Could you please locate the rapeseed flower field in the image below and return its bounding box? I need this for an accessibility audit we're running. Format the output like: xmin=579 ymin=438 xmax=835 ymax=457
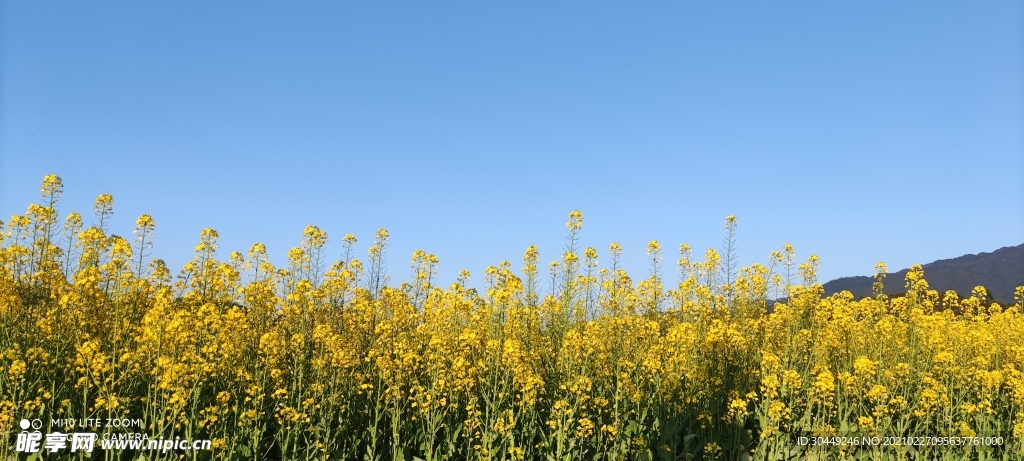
xmin=1 ymin=175 xmax=1022 ymax=460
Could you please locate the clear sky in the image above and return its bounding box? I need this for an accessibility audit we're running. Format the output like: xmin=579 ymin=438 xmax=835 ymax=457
xmin=2 ymin=2 xmax=1022 ymax=290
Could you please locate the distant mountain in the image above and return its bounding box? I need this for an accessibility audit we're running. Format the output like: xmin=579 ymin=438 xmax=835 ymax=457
xmin=822 ymin=244 xmax=1024 ymax=304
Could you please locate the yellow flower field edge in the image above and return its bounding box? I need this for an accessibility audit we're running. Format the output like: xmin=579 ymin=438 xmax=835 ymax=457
xmin=1 ymin=175 xmax=1022 ymax=460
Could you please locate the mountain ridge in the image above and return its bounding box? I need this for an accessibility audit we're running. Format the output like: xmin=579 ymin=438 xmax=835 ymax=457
xmin=821 ymin=244 xmax=1024 ymax=304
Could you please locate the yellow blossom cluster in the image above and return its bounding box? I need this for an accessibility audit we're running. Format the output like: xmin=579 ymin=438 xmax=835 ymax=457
xmin=0 ymin=176 xmax=1021 ymax=460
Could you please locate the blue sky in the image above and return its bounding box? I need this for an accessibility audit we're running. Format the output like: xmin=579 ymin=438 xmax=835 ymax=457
xmin=2 ymin=2 xmax=1022 ymax=290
